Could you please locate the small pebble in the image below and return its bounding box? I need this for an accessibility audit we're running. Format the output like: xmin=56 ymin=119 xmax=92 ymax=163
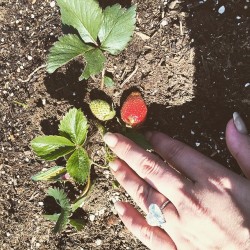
xmin=42 ymin=99 xmax=46 ymax=105
xmin=38 ymin=202 xmax=44 ymax=206
xmin=218 ymin=6 xmax=225 ymax=14
xmin=160 ymin=19 xmax=168 ymax=26
xmin=50 ymin=1 xmax=56 ymax=7
xmin=95 ymin=239 xmax=102 ymax=246
xmin=89 ymin=214 xmax=95 ymax=221
xmin=27 ymin=55 xmax=32 ymax=61
xmin=245 ymin=83 xmax=250 ymax=87
xmin=195 ymin=142 xmax=200 ymax=147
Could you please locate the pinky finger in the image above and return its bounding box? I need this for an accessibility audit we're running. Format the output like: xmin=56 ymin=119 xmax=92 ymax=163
xmin=114 ymin=201 xmax=176 ymax=250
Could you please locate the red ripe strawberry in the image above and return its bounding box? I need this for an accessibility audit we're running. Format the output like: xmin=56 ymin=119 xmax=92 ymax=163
xmin=121 ymin=92 xmax=147 ymax=127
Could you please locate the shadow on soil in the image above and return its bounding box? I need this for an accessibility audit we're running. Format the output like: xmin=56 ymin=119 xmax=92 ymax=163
xmin=145 ymin=1 xmax=250 ymax=173
xmin=44 ymin=61 xmax=89 ymax=108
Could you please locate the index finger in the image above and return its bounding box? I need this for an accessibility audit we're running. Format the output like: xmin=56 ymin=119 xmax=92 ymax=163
xmin=103 ymin=132 xmax=192 ymax=208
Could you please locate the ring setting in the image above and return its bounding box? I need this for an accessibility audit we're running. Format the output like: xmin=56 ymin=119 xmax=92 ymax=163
xmin=146 ymin=200 xmax=170 ymax=227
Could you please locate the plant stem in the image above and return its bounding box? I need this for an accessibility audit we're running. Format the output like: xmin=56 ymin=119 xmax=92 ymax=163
xmin=92 ymin=161 xmax=109 ymax=169
xmin=75 ymin=174 xmax=91 ymax=201
xmin=101 ymin=68 xmax=105 ymax=89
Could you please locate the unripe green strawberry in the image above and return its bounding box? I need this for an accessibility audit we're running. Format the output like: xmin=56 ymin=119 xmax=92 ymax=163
xmin=121 ymin=92 xmax=147 ymax=127
xmin=89 ymin=99 xmax=116 ymax=121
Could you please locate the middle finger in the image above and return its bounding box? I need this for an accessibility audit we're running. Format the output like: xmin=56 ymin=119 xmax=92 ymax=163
xmin=104 ymin=132 xmax=193 ymax=208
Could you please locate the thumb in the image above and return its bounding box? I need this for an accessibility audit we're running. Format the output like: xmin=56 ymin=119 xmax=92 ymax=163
xmin=226 ymin=112 xmax=250 ymax=178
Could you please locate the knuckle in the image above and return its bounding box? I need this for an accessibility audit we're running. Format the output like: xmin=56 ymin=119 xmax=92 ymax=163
xmin=139 ymin=224 xmax=154 ymax=243
xmin=120 ymin=143 xmax=133 ymax=158
xmin=139 ymin=156 xmax=162 ymax=179
xmin=135 ymin=183 xmax=151 ymax=208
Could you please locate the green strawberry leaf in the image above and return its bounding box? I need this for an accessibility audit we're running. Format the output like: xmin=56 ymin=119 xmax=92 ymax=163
xmin=47 ymin=34 xmax=93 ymax=73
xmin=31 ymin=166 xmax=66 ymax=181
xmin=79 ymin=48 xmax=106 ymax=80
xmin=59 ymin=108 xmax=88 ymax=145
xmin=98 ymin=4 xmax=136 ymax=55
xmin=31 ymin=136 xmax=75 ymax=161
xmin=66 ymin=148 xmax=91 ymax=184
xmin=47 ymin=188 xmax=72 ymax=233
xmin=56 ymin=0 xmax=103 ymax=45
xmin=104 ymin=76 xmax=115 ymax=88
xmin=69 ymin=218 xmax=85 ymax=231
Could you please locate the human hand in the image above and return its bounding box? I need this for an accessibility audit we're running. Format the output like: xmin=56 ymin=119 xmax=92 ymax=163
xmin=104 ymin=113 xmax=250 ymax=250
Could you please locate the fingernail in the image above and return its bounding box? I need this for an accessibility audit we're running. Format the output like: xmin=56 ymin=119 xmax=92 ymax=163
xmin=233 ymin=112 xmax=248 ymax=134
xmin=103 ymin=132 xmax=118 ymax=147
xmin=109 ymin=159 xmax=119 ymax=171
xmin=114 ymin=201 xmax=126 ymax=216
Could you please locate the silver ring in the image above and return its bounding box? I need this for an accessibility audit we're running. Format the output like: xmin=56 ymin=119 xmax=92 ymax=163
xmin=146 ymin=200 xmax=171 ymax=227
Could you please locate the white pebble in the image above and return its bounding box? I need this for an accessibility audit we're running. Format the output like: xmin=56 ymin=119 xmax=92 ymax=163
xmin=50 ymin=1 xmax=56 ymax=7
xmin=160 ymin=19 xmax=168 ymax=26
xmin=95 ymin=239 xmax=102 ymax=246
xmin=195 ymin=142 xmax=200 ymax=147
xmin=97 ymin=208 xmax=105 ymax=216
xmin=31 ymin=14 xmax=35 ymax=18
xmin=218 ymin=6 xmax=225 ymax=14
xmin=6 ymin=232 xmax=10 ymax=237
xmin=42 ymin=99 xmax=46 ymax=105
xmin=244 ymin=83 xmax=250 ymax=87
xmin=38 ymin=202 xmax=44 ymax=206
xmin=236 ymin=16 xmax=241 ymax=19
xmin=27 ymin=55 xmax=32 ymax=61
xmin=89 ymin=214 xmax=95 ymax=221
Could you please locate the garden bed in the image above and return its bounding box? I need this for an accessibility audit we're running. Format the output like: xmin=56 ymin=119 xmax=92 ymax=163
xmin=0 ymin=0 xmax=249 ymax=249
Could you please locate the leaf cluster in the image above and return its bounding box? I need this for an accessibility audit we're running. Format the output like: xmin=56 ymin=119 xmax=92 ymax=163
xmin=47 ymin=0 xmax=136 ymax=81
xmin=31 ymin=108 xmax=91 ymax=184
xmin=45 ymin=188 xmax=86 ymax=233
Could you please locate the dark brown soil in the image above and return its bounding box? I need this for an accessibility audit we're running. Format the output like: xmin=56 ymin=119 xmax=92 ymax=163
xmin=0 ymin=0 xmax=249 ymax=249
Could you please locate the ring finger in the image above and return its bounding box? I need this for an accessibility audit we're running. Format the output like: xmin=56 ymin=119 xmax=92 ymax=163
xmin=110 ymin=158 xmax=179 ymax=234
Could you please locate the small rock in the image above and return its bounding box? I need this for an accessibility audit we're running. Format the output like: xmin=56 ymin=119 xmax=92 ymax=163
xmin=6 ymin=232 xmax=10 ymax=237
xmin=89 ymin=214 xmax=95 ymax=221
xmin=95 ymin=239 xmax=102 ymax=246
xmin=218 ymin=6 xmax=225 ymax=14
xmin=195 ymin=142 xmax=200 ymax=147
xmin=160 ymin=19 xmax=168 ymax=26
xmin=245 ymin=83 xmax=250 ymax=87
xmin=50 ymin=1 xmax=56 ymax=7
xmin=38 ymin=202 xmax=44 ymax=206
xmin=42 ymin=99 xmax=46 ymax=105
xmin=27 ymin=55 xmax=32 ymax=61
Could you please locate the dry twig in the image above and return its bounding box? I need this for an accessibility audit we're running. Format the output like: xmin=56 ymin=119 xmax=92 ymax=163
xmin=120 ymin=65 xmax=139 ymax=88
xmin=18 ymin=64 xmax=46 ymax=83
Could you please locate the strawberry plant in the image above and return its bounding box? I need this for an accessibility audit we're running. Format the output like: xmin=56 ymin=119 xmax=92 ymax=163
xmin=31 ymin=95 xmax=150 ymax=233
xmin=31 ymin=108 xmax=95 ymax=232
xmin=47 ymin=0 xmax=136 ymax=86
